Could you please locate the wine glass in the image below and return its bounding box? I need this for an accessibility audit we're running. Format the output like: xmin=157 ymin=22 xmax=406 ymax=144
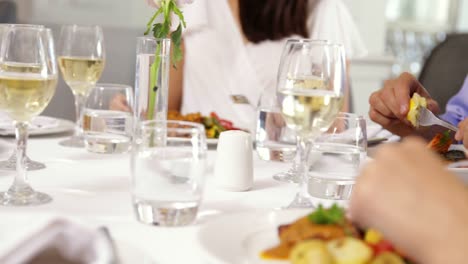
xmin=0 ymin=25 xmax=58 ymax=206
xmin=277 ymin=39 xmax=347 ymax=208
xmin=0 ymin=24 xmax=46 ymax=171
xmin=255 ymin=84 xmax=299 ymax=183
xmin=57 ymin=25 xmax=105 ymax=148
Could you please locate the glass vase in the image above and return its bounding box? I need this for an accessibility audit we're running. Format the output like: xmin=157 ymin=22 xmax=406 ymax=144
xmin=134 ymin=37 xmax=171 ymax=123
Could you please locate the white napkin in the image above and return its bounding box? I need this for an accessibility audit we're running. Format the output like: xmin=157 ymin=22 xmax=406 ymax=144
xmin=0 ymin=113 xmax=59 ymax=131
xmin=366 ymin=123 xmax=400 ymax=143
xmin=0 ymin=216 xmax=117 ymax=264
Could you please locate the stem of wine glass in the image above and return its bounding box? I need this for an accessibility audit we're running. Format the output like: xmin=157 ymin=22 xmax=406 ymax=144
xmin=73 ymin=93 xmax=86 ymax=137
xmin=288 ymin=134 xmax=315 ymax=208
xmin=11 ymin=122 xmax=31 ymax=191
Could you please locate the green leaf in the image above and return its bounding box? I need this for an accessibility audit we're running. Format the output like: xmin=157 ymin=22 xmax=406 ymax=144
xmin=308 ymin=204 xmax=345 ymax=225
xmin=145 ymin=8 xmax=163 ymax=35
xmin=172 ymin=4 xmax=187 ymax=28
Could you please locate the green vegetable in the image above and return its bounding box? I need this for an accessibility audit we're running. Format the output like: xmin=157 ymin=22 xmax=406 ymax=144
xmin=308 ymin=204 xmax=345 ymax=225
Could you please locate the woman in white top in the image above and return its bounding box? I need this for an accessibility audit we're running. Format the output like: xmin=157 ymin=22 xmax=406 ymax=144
xmin=169 ymin=0 xmax=367 ymax=131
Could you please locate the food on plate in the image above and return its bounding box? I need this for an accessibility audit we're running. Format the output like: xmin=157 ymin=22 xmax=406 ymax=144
xmin=427 ymin=130 xmax=453 ymax=154
xmin=167 ymin=111 xmax=240 ymax=138
xmin=426 ymin=131 xmax=467 ymax=162
xmin=406 ymin=93 xmax=427 ymax=127
xmin=261 ymin=204 xmax=408 ymax=264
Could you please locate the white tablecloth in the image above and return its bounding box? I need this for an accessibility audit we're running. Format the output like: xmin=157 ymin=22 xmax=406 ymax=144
xmin=0 ymin=136 xmax=298 ymax=264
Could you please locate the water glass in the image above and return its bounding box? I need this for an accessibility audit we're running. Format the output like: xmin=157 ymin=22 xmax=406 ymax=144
xmin=131 ymin=120 xmax=207 ymax=226
xmin=83 ymin=84 xmax=134 ymax=154
xmin=307 ymin=112 xmax=367 ymax=201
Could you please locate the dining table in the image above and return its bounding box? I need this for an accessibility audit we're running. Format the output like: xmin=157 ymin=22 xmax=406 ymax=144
xmin=0 ymin=131 xmax=313 ymax=264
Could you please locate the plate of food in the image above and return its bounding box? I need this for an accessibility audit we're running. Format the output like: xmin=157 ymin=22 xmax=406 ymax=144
xmin=423 ymin=130 xmax=468 ymax=183
xmin=198 ymin=205 xmax=409 ymax=264
xmin=168 ymin=111 xmax=244 ymax=145
xmin=0 ymin=115 xmax=75 ymax=137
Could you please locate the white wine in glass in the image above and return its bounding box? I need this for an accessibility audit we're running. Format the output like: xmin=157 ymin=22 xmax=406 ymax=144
xmin=0 ymin=23 xmax=48 ymax=171
xmin=58 ymin=25 xmax=105 ymax=148
xmin=276 ymin=40 xmax=347 ymax=208
xmin=58 ymin=56 xmax=104 ymax=97
xmin=0 ymin=25 xmax=58 ymax=206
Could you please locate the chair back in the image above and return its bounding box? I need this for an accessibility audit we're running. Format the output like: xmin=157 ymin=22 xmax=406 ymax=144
xmin=419 ymin=34 xmax=468 ymax=110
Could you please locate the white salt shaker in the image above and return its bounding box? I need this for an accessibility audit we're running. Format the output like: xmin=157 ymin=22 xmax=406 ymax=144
xmin=214 ymin=130 xmax=253 ymax=191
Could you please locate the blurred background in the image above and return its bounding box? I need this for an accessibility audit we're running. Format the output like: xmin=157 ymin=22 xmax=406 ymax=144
xmin=3 ymin=0 xmax=468 ymax=118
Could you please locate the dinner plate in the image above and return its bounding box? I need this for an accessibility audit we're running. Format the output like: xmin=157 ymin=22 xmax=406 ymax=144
xmin=206 ymin=138 xmax=218 ymax=145
xmin=447 ymin=144 xmax=468 ymax=184
xmin=0 ymin=117 xmax=75 ymax=137
xmin=198 ymin=209 xmax=311 ymax=264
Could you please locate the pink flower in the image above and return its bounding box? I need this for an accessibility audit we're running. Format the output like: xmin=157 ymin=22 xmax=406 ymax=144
xmin=146 ymin=0 xmax=193 ymax=8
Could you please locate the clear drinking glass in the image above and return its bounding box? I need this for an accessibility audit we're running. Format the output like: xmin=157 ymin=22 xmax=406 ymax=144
xmin=0 ymin=25 xmax=58 ymax=206
xmin=83 ymin=84 xmax=134 ymax=154
xmin=131 ymin=120 xmax=207 ymax=226
xmin=255 ymin=85 xmax=299 ymax=183
xmin=0 ymin=24 xmax=46 ymax=171
xmin=308 ymin=113 xmax=367 ymax=203
xmin=277 ymin=40 xmax=348 ymax=208
xmin=58 ymin=25 xmax=105 ymax=148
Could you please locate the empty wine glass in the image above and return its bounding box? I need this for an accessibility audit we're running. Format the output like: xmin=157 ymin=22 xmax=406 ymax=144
xmin=0 ymin=25 xmax=58 ymax=206
xmin=255 ymin=84 xmax=299 ymax=183
xmin=276 ymin=40 xmax=347 ymax=208
xmin=58 ymin=25 xmax=105 ymax=148
xmin=0 ymin=24 xmax=46 ymax=171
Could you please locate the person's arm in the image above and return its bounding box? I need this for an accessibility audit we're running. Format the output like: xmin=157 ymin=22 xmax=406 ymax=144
xmin=168 ymin=40 xmax=185 ymax=111
xmin=350 ymin=138 xmax=468 ymax=264
xmin=369 ymin=72 xmax=440 ymax=137
xmin=440 ymin=76 xmax=468 ymax=126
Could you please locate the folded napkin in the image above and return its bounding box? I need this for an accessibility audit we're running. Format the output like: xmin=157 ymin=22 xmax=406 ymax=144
xmin=0 ymin=216 xmax=117 ymax=264
xmin=0 ymin=113 xmax=59 ymax=131
xmin=366 ymin=122 xmax=400 ymax=143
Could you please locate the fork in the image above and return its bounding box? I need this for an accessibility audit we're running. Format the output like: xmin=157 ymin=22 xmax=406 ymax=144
xmin=417 ymin=107 xmax=458 ymax=132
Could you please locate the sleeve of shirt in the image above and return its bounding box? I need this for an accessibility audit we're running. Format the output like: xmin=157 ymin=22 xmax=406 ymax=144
xmin=440 ymin=76 xmax=468 ymax=126
xmin=307 ymin=0 xmax=367 ymax=59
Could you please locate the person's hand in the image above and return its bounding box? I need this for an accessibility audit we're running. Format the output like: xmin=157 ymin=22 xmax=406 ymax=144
xmin=109 ymin=94 xmax=131 ymax=112
xmin=349 ymin=138 xmax=468 ymax=264
xmin=455 ymin=118 xmax=468 ymax=148
xmin=369 ymin=72 xmax=440 ymax=137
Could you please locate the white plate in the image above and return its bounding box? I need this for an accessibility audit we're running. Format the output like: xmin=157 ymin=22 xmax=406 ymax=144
xmin=447 ymin=144 xmax=468 ymax=183
xmin=0 ymin=117 xmax=74 ymax=137
xmin=206 ymin=138 xmax=218 ymax=145
xmin=198 ymin=209 xmax=310 ymax=264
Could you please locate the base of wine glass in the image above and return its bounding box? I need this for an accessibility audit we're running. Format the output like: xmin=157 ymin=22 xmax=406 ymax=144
xmin=285 ymin=193 xmax=316 ymax=209
xmin=0 ymin=154 xmax=46 ymax=171
xmin=273 ymin=168 xmax=300 ymax=183
xmin=59 ymin=135 xmax=84 ymax=148
xmin=0 ymin=186 xmax=52 ymax=206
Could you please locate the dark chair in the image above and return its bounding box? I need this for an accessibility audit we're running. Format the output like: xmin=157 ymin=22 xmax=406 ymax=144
xmin=418 ymin=33 xmax=468 ymax=111
xmin=0 ymin=1 xmax=16 ymax=23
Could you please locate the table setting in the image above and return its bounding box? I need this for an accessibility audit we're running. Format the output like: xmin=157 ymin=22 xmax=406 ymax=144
xmin=0 ymin=1 xmax=467 ymax=264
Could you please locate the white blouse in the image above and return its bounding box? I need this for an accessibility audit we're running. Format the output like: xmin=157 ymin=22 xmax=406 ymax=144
xmin=180 ymin=0 xmax=366 ymax=132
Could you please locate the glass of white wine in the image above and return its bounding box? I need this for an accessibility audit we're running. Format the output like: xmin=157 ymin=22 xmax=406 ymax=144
xmin=0 ymin=25 xmax=58 ymax=206
xmin=276 ymin=39 xmax=347 ymax=208
xmin=58 ymin=25 xmax=105 ymax=148
xmin=0 ymin=24 xmax=47 ymax=171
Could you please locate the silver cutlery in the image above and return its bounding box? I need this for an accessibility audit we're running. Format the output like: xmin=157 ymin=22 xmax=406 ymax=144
xmin=417 ymin=107 xmax=458 ymax=132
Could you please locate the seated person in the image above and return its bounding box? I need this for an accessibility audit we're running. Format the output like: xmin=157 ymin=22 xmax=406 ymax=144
xmin=350 ymin=137 xmax=468 ymax=264
xmin=369 ymin=72 xmax=468 ymax=147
